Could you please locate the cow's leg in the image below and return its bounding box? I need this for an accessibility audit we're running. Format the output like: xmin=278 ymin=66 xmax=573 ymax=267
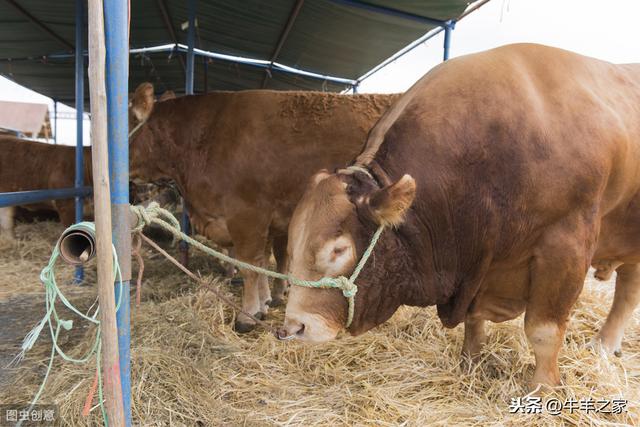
xmin=226 ymin=210 xmax=271 ymax=333
xmin=597 ymin=263 xmax=640 ymax=356
xmin=462 ymin=316 xmax=486 ymax=360
xmin=270 ymin=234 xmax=289 ymax=307
xmin=257 ymin=239 xmax=272 ymax=313
xmin=55 ymin=200 xmax=76 ymax=226
xmin=524 ymin=221 xmax=592 ymax=387
xmin=592 ymin=259 xmax=624 ymax=281
xmin=225 ymin=247 xmax=237 ymax=278
xmin=0 ymin=207 xmax=15 ymax=239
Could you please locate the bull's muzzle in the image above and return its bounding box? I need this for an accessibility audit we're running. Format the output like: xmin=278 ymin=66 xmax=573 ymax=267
xmin=274 ymin=323 xmax=305 ymax=341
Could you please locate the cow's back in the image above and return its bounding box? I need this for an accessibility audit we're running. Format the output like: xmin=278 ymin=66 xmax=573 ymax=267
xmin=0 ymin=135 xmax=91 ymax=192
xmin=361 ymin=44 xmax=640 ymax=257
xmin=0 ymin=136 xmax=93 ymax=226
xmin=148 ymin=91 xmax=400 ymax=236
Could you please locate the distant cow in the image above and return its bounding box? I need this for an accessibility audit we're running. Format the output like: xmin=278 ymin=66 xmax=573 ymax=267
xmin=0 ymin=135 xmax=91 ymax=238
xmin=128 ymin=84 xmax=399 ymax=332
xmin=278 ymin=44 xmax=640 ymax=387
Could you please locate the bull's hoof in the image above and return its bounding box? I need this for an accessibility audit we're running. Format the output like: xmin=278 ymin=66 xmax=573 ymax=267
xmin=269 ymin=296 xmax=285 ymax=307
xmin=234 ymin=320 xmax=256 ymax=333
xmin=589 ymin=335 xmax=622 ymax=358
xmin=234 ymin=311 xmax=267 ymax=333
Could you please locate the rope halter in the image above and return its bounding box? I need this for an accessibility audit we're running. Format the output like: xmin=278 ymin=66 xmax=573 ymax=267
xmin=252 ymin=224 xmax=385 ymax=328
xmin=129 ymin=203 xmax=384 ymax=328
xmin=128 ymin=118 xmax=147 ymax=139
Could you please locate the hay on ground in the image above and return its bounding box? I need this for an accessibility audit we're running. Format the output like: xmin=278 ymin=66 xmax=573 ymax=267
xmin=0 ymin=221 xmax=638 ymax=426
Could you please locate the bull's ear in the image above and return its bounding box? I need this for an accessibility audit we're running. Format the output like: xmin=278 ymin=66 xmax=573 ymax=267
xmin=158 ymin=90 xmax=176 ymax=102
xmin=368 ymin=174 xmax=416 ymax=227
xmin=130 ymin=82 xmax=155 ymax=121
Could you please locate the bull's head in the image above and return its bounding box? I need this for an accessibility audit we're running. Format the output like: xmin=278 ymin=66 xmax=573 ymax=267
xmin=128 ymin=82 xmax=175 ymax=183
xmin=278 ymin=168 xmax=416 ymax=342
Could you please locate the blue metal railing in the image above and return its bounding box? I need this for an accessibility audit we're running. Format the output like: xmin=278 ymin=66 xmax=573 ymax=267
xmin=0 ymin=187 xmax=92 ymax=208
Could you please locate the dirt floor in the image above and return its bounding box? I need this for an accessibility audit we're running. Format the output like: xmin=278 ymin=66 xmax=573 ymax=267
xmin=0 ymin=220 xmax=638 ymax=426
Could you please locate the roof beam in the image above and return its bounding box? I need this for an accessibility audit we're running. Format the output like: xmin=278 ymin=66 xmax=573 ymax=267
xmin=459 ymin=0 xmax=492 ymax=20
xmin=1 ymin=43 xmax=358 ymax=86
xmin=357 ymin=0 xmax=493 ymax=83
xmin=261 ymin=0 xmax=305 ymax=88
xmin=4 ymin=0 xmax=74 ymax=51
xmin=155 ymin=0 xmax=186 ymax=75
xmin=328 ymin=0 xmax=446 ymax=27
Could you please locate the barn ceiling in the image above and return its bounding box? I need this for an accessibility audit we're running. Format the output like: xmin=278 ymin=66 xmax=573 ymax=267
xmin=0 ymin=0 xmax=473 ymax=105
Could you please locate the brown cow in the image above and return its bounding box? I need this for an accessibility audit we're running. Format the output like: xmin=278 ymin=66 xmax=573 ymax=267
xmin=0 ymin=135 xmax=92 ymax=238
xmin=128 ymin=84 xmax=399 ymax=332
xmin=278 ymin=44 xmax=640 ymax=387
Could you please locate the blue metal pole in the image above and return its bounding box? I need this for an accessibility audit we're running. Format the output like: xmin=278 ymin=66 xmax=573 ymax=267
xmin=203 ymin=57 xmax=208 ymax=93
xmin=185 ymin=0 xmax=196 ymax=94
xmin=74 ymin=0 xmax=84 ymax=285
xmin=53 ymin=100 xmax=57 ymax=145
xmin=104 ymin=0 xmax=132 ymax=425
xmin=180 ymin=0 xmax=196 ymax=266
xmin=443 ymin=20 xmax=455 ymax=61
xmin=0 ymin=187 xmax=92 ymax=208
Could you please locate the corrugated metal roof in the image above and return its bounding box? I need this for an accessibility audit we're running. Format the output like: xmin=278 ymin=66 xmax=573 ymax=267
xmin=0 ymin=0 xmax=474 ymax=105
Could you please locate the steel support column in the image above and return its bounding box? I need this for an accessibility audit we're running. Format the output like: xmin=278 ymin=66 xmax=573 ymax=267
xmin=104 ymin=0 xmax=132 ymax=424
xmin=185 ymin=0 xmax=195 ymax=93
xmin=443 ymin=20 xmax=455 ymax=61
xmin=53 ymin=100 xmax=57 ymax=144
xmin=180 ymin=0 xmax=196 ymax=266
xmin=74 ymin=0 xmax=84 ymax=284
xmin=203 ymin=57 xmax=208 ymax=93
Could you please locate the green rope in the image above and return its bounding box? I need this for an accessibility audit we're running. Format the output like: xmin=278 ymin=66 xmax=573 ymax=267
xmin=18 ymin=203 xmax=381 ymax=427
xmin=131 ymin=203 xmax=384 ymax=327
xmin=15 ymin=222 xmax=123 ymax=427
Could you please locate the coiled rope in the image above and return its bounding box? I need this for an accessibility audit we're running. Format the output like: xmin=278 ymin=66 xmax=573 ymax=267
xmin=17 ymin=203 xmax=382 ymax=426
xmin=13 ymin=222 xmax=123 ymax=427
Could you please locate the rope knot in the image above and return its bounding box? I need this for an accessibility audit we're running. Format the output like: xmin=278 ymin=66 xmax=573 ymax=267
xmin=130 ymin=204 xmax=152 ymax=232
xmin=131 ymin=202 xmax=182 ymax=236
xmin=336 ymin=276 xmax=357 ymax=298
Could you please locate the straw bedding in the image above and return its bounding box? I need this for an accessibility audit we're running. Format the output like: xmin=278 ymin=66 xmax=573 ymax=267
xmin=0 ymin=221 xmax=638 ymax=426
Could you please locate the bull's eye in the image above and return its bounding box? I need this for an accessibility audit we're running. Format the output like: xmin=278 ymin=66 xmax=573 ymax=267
xmin=333 ymin=246 xmax=347 ymax=256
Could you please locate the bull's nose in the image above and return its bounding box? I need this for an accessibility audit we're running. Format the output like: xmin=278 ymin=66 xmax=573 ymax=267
xmin=274 ymin=323 xmax=305 ymax=341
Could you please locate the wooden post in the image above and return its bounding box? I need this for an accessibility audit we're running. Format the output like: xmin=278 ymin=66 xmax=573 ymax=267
xmin=87 ymin=1 xmax=125 ymax=425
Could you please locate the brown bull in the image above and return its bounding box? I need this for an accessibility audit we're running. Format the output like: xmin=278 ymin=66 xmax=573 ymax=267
xmin=0 ymin=135 xmax=92 ymax=238
xmin=279 ymin=44 xmax=640 ymax=387
xmin=128 ymin=85 xmax=399 ymax=331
